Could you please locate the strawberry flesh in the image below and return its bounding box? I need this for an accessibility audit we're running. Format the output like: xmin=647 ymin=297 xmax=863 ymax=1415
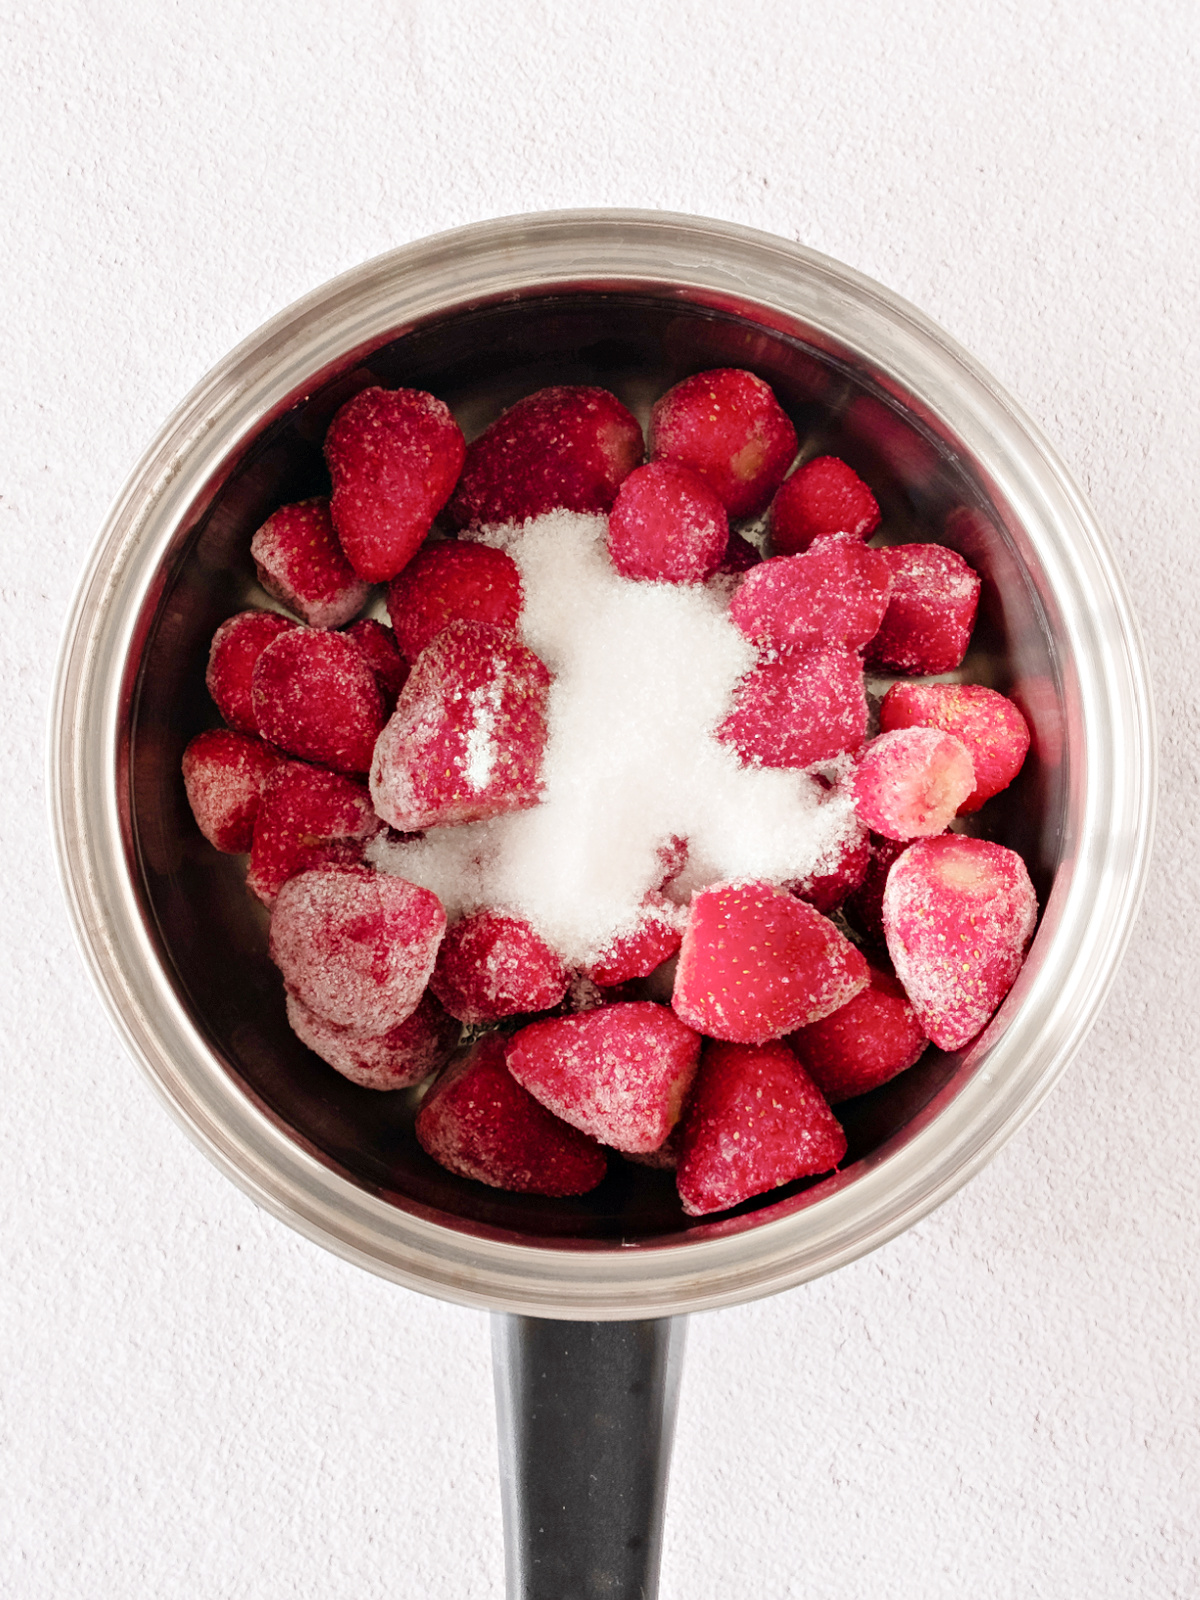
xmin=879 ymin=681 xmax=1031 ymax=813
xmin=851 ymin=727 xmax=976 ymax=840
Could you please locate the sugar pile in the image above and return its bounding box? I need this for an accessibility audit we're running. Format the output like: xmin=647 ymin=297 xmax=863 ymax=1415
xmin=369 ymin=511 xmax=858 ymax=967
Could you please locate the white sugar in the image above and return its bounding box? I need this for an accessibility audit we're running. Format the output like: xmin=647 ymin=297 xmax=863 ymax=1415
xmin=370 ymin=511 xmax=858 ymax=967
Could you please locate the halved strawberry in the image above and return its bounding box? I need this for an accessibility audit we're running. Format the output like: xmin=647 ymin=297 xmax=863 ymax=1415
xmin=729 ymin=541 xmax=893 ymax=651
xmin=878 ymin=682 xmax=1031 ymax=813
xmin=866 ymin=543 xmax=981 ymax=675
xmin=851 ymin=728 xmax=975 ymax=840
xmin=716 ymin=646 xmax=867 ymax=770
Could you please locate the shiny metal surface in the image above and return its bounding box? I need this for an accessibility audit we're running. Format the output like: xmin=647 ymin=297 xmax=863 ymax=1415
xmin=50 ymin=210 xmax=1155 ymax=1318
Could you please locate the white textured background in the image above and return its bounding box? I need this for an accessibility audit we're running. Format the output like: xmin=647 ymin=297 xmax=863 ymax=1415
xmin=3 ymin=2 xmax=1198 ymax=1595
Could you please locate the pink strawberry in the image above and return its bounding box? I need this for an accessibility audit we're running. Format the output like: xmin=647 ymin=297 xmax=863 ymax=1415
xmin=429 ymin=910 xmax=569 ymax=1024
xmin=716 ymin=646 xmax=866 ymax=769
xmin=787 ymin=965 xmax=928 ymax=1103
xmin=268 ymin=863 xmax=446 ymax=1034
xmin=729 ymin=542 xmax=893 ymax=651
xmin=324 ymin=386 xmax=466 ymax=582
xmin=676 ymin=1040 xmax=846 ymax=1216
xmin=415 ymin=1033 xmax=607 ymax=1196
xmin=181 ymin=729 xmax=282 ymax=853
xmin=769 ymin=455 xmax=880 ymax=555
xmin=386 ymin=540 xmax=523 ymax=661
xmin=251 ymin=627 xmax=385 ymax=774
xmin=655 ymin=835 xmax=689 ymax=890
xmin=370 ymin=620 xmax=552 ymax=831
xmin=247 ymin=761 xmax=383 ymax=906
xmin=648 ymin=369 xmax=797 ymax=519
xmin=506 ymin=1001 xmax=702 ymax=1153
xmin=879 ymin=682 xmax=1031 ymax=813
xmin=846 ymin=832 xmax=911 ymax=945
xmin=286 ymin=991 xmax=459 ymax=1091
xmin=585 ymin=900 xmax=684 ymax=987
xmin=785 ymin=815 xmax=871 ymax=914
xmin=866 ymin=543 xmax=981 ymax=674
xmin=606 ymin=461 xmax=728 ymax=584
xmin=883 ymin=836 xmax=1038 ymax=1050
xmin=206 ymin=609 xmax=300 ymax=733
xmin=672 ymin=880 xmax=869 ymax=1043
xmin=343 ymin=618 xmax=409 ymax=711
xmin=447 ymin=385 xmax=642 ymax=529
xmin=851 ymin=728 xmax=975 ymax=840
xmin=249 ymin=497 xmax=370 ymax=628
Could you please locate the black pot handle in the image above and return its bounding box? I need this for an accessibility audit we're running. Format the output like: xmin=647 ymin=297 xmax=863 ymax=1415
xmin=491 ymin=1314 xmax=687 ymax=1600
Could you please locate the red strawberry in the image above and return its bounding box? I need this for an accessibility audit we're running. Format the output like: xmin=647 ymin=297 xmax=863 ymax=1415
xmin=249 ymin=497 xmax=370 ymax=628
xmin=585 ymin=900 xmax=684 ymax=987
xmin=324 ymin=386 xmax=466 ymax=582
xmin=181 ymin=729 xmax=282 ymax=853
xmin=784 ymin=815 xmax=871 ymax=914
xmin=268 ymin=863 xmax=446 ymax=1034
xmin=716 ymin=646 xmax=867 ymax=769
xmin=429 ymin=910 xmax=569 ymax=1024
xmin=370 ymin=620 xmax=552 ymax=831
xmin=878 ymin=682 xmax=1031 ymax=813
xmin=729 ymin=542 xmax=893 ymax=651
xmin=655 ymin=835 xmax=689 ymax=891
xmin=606 ymin=461 xmax=728 ymax=584
xmin=851 ymin=728 xmax=975 ymax=840
xmin=447 ymin=385 xmax=642 ymax=529
xmin=866 ymin=543 xmax=981 ymax=675
xmin=676 ymin=1040 xmax=846 ymax=1216
xmin=506 ymin=1001 xmax=702 ymax=1154
xmin=717 ymin=531 xmax=762 ymax=576
xmin=672 ymin=880 xmax=869 ymax=1043
xmin=846 ymin=832 xmax=911 ymax=945
xmin=343 ymin=618 xmax=408 ymax=711
xmin=206 ymin=609 xmax=300 ymax=733
xmin=286 ymin=991 xmax=459 ymax=1091
xmin=769 ymin=455 xmax=880 ymax=555
xmin=787 ymin=965 xmax=928 ymax=1102
xmin=648 ymin=369 xmax=797 ymax=519
xmin=415 ymin=1033 xmax=607 ymax=1196
xmin=250 ymin=628 xmax=385 ymax=774
xmin=882 ymin=836 xmax=1038 ymax=1050
xmin=247 ymin=761 xmax=383 ymax=906
xmin=386 ymin=540 xmax=523 ymax=661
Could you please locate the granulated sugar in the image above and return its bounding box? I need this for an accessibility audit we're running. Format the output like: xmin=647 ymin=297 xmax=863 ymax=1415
xmin=370 ymin=511 xmax=859 ymax=967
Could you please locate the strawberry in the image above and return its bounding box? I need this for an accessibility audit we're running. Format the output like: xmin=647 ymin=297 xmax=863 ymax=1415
xmin=386 ymin=540 xmax=523 ymax=661
xmin=370 ymin=620 xmax=552 ymax=831
xmin=648 ymin=368 xmax=797 ymax=519
xmin=206 ymin=609 xmax=300 ymax=733
xmin=447 ymin=385 xmax=642 ymax=529
xmin=415 ymin=1033 xmax=607 ymax=1196
xmin=181 ymin=729 xmax=282 ymax=853
xmin=250 ymin=627 xmax=385 ymax=775
xmin=882 ymin=836 xmax=1038 ymax=1050
xmin=286 ymin=991 xmax=459 ymax=1091
xmin=672 ymin=880 xmax=869 ymax=1043
xmin=249 ymin=497 xmax=370 ymax=628
xmin=343 ymin=619 xmax=408 ymax=711
xmin=846 ymin=832 xmax=912 ymax=946
xmin=717 ymin=531 xmax=762 ymax=576
xmin=676 ymin=1040 xmax=846 ymax=1216
xmin=246 ymin=761 xmax=382 ymax=906
xmin=866 ymin=543 xmax=981 ymax=675
xmin=606 ymin=461 xmax=728 ymax=584
xmin=429 ymin=910 xmax=570 ymax=1024
xmin=584 ymin=900 xmax=685 ymax=987
xmin=729 ymin=541 xmax=893 ymax=651
xmin=716 ymin=646 xmax=867 ymax=769
xmin=506 ymin=1001 xmax=702 ymax=1153
xmin=878 ymin=681 xmax=1031 ymax=813
xmin=785 ymin=814 xmax=871 ymax=914
xmin=787 ymin=965 xmax=928 ymax=1102
xmin=324 ymin=386 xmax=466 ymax=582
xmin=851 ymin=728 xmax=975 ymax=840
xmin=768 ymin=455 xmax=880 ymax=555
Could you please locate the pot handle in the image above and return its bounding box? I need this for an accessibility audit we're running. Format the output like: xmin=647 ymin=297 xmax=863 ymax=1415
xmin=491 ymin=1313 xmax=687 ymax=1600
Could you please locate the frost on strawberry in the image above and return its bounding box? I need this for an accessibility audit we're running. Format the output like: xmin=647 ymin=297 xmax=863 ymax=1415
xmin=676 ymin=1040 xmax=847 ymax=1216
xmin=866 ymin=543 xmax=981 ymax=675
xmin=429 ymin=910 xmax=569 ymax=1024
xmin=343 ymin=619 xmax=408 ymax=711
xmin=729 ymin=542 xmax=893 ymax=651
xmin=181 ymin=729 xmax=282 ymax=854
xmin=648 ymin=368 xmax=797 ymax=519
xmin=787 ymin=965 xmax=928 ymax=1103
xmin=387 ymin=540 xmax=523 ymax=662
xmin=883 ymin=836 xmax=1037 ymax=1051
xmin=286 ymin=991 xmax=459 ymax=1091
xmin=206 ymin=609 xmax=300 ymax=734
xmin=247 ymin=761 xmax=383 ymax=906
xmin=768 ymin=455 xmax=880 ymax=556
xmin=716 ymin=646 xmax=867 ymax=769
xmin=879 ymin=682 xmax=1030 ymax=813
xmin=606 ymin=461 xmax=728 ymax=585
xmin=584 ymin=899 xmax=685 ymax=987
xmin=851 ymin=728 xmax=975 ymax=840
xmin=370 ymin=620 xmax=552 ymax=831
xmin=250 ymin=627 xmax=385 ymax=774
xmin=250 ymin=497 xmax=370 ymax=628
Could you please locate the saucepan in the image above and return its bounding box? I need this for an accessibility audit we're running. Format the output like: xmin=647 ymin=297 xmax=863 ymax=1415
xmin=50 ymin=211 xmax=1155 ymax=1597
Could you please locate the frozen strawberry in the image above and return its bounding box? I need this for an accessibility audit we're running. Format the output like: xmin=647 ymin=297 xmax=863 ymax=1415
xmin=648 ymin=369 xmax=797 ymax=519
xmin=676 ymin=1040 xmax=846 ymax=1216
xmin=717 ymin=531 xmax=761 ymax=576
xmin=606 ymin=461 xmax=728 ymax=584
xmin=343 ymin=618 xmax=409 ymax=710
xmin=447 ymin=385 xmax=642 ymax=529
xmin=506 ymin=1001 xmax=702 ymax=1154
xmin=370 ymin=620 xmax=552 ymax=831
xmin=866 ymin=543 xmax=981 ymax=674
xmin=846 ymin=832 xmax=911 ymax=945
xmin=656 ymin=835 xmax=689 ymax=891
xmin=415 ymin=1033 xmax=607 ymax=1196
xmin=879 ymin=682 xmax=1031 ymax=813
xmin=249 ymin=497 xmax=370 ymax=629
xmin=206 ymin=609 xmax=300 ymax=733
xmin=785 ymin=814 xmax=871 ymax=914
xmin=251 ymin=628 xmax=385 ymax=774
xmin=246 ymin=761 xmax=383 ymax=906
xmin=851 ymin=728 xmax=975 ymax=840
xmin=673 ymin=880 xmax=869 ymax=1043
xmin=883 ymin=836 xmax=1038 ymax=1051
xmin=286 ymin=991 xmax=459 ymax=1091
xmin=429 ymin=910 xmax=569 ymax=1024
xmin=624 ymin=1123 xmax=683 ymax=1171
xmin=324 ymin=386 xmax=466 ymax=582
xmin=181 ymin=729 xmax=282 ymax=853
xmin=717 ymin=646 xmax=866 ymax=769
xmin=729 ymin=542 xmax=893 ymax=651
xmin=269 ymin=863 xmax=446 ymax=1034
xmin=787 ymin=965 xmax=928 ymax=1103
xmin=386 ymin=541 xmax=523 ymax=661
xmin=769 ymin=455 xmax=881 ymax=555
xmin=585 ymin=900 xmax=684 ymax=987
